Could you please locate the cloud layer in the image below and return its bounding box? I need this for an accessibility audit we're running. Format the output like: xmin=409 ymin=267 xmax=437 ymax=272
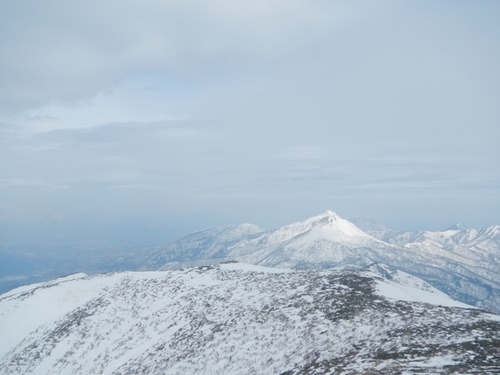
xmin=1 ymin=1 xmax=499 ymax=245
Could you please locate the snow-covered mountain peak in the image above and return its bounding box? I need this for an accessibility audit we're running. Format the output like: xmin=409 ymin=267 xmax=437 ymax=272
xmin=307 ymin=210 xmax=342 ymax=224
xmin=325 ymin=209 xmax=339 ymax=221
xmin=150 ymin=211 xmax=396 ymax=272
xmin=446 ymin=223 xmax=469 ymax=231
xmin=144 ymin=211 xmax=500 ymax=312
xmin=290 ymin=210 xmax=369 ymax=240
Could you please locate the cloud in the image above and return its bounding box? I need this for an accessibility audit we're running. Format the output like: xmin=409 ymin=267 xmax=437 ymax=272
xmin=0 ymin=178 xmax=68 ymax=189
xmin=0 ymin=0 xmax=370 ymax=114
xmin=0 ymin=1 xmax=499 ymax=242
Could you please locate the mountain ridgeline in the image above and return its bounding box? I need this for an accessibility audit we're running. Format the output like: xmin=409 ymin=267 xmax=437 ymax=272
xmin=143 ymin=211 xmax=500 ymax=313
xmin=2 ymin=211 xmax=500 ymax=374
xmin=1 ymin=264 xmax=500 ymax=374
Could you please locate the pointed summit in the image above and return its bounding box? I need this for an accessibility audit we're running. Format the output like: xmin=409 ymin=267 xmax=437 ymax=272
xmin=325 ymin=209 xmax=338 ymax=219
xmin=305 ymin=210 xmax=339 ymax=222
xmin=446 ymin=223 xmax=468 ymax=231
xmin=291 ymin=210 xmax=370 ymax=239
xmin=324 ymin=210 xmax=343 ymax=225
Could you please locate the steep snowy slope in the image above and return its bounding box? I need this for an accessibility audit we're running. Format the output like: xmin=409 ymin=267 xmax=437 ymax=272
xmin=1 ymin=264 xmax=499 ymax=374
xmin=146 ymin=211 xmax=500 ymax=312
xmin=150 ymin=211 xmax=402 ymax=270
xmin=381 ymin=225 xmax=500 ymax=311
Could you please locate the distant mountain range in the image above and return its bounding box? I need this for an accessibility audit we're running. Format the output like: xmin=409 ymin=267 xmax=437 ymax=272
xmin=2 ymin=211 xmax=500 ymax=374
xmin=143 ymin=211 xmax=500 ymax=313
xmin=2 ymin=263 xmax=499 ymax=374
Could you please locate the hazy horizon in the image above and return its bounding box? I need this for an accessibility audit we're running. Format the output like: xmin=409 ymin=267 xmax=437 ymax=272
xmin=1 ymin=1 xmax=499 ymax=249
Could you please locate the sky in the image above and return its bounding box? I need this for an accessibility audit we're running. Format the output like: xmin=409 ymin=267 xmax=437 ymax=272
xmin=1 ymin=0 xmax=499 ymax=247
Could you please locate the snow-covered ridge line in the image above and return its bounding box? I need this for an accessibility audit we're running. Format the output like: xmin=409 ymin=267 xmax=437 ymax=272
xmin=145 ymin=210 xmax=500 ymax=313
xmin=0 ymin=272 xmax=88 ymax=300
xmin=1 ymin=264 xmax=498 ymax=374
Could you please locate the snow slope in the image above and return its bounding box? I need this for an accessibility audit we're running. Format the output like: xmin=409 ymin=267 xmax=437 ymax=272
xmin=147 ymin=211 xmax=500 ymax=313
xmin=1 ymin=264 xmax=499 ymax=374
xmin=151 ymin=211 xmax=401 ymax=270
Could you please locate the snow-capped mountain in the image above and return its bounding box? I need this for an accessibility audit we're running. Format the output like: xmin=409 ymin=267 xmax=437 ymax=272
xmin=145 ymin=211 xmax=500 ymax=312
xmin=349 ymin=216 xmax=401 ymax=241
xmin=147 ymin=211 xmax=401 ymax=270
xmin=356 ymin=218 xmax=500 ymax=312
xmin=144 ymin=223 xmax=267 ymax=271
xmin=1 ymin=264 xmax=499 ymax=374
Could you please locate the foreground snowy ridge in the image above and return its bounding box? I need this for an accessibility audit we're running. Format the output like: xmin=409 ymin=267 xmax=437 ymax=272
xmin=145 ymin=210 xmax=500 ymax=312
xmin=1 ymin=263 xmax=500 ymax=374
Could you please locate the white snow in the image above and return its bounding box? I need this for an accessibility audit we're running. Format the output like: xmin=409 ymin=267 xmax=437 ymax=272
xmin=0 ymin=265 xmax=498 ymax=374
xmin=0 ymin=273 xmax=117 ymax=358
xmin=149 ymin=210 xmax=500 ymax=313
xmin=375 ymin=277 xmax=473 ymax=308
xmin=220 ymin=262 xmax=292 ymax=273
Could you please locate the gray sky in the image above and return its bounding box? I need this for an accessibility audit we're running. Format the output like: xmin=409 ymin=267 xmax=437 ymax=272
xmin=1 ymin=0 xmax=499 ymax=246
